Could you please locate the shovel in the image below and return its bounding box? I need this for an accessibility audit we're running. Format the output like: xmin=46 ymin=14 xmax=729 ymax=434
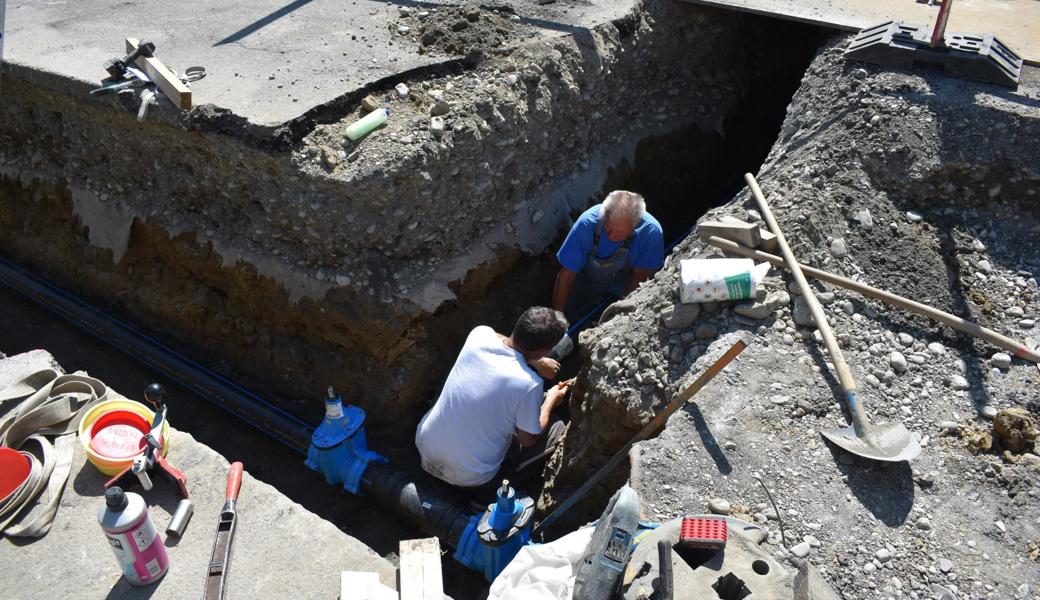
xmin=746 ymin=173 xmax=921 ymax=462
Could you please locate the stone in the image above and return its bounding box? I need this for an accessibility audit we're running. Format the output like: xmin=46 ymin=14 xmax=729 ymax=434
xmin=898 ymin=332 xmax=914 ymax=346
xmin=708 ymin=499 xmax=731 ymax=515
xmin=906 ymin=211 xmax=923 ymax=223
xmin=890 ymin=352 xmax=907 ymax=373
xmin=397 ymin=25 xmax=410 ymax=34
xmin=1020 ymin=319 xmax=1036 ymax=328
xmin=361 ymin=95 xmax=381 ymax=113
xmin=430 ymin=100 xmax=451 ymax=116
xmin=661 ymin=303 xmax=701 ymax=330
xmin=829 ymin=238 xmax=848 ymax=258
xmin=734 ymin=291 xmax=789 ymax=320
xmin=980 ymin=405 xmax=998 ymax=420
xmin=937 ymin=558 xmax=953 ymax=573
xmin=320 ymin=146 xmax=339 ymax=167
xmin=949 ymin=375 xmax=970 ymax=390
xmin=429 ymin=116 xmax=445 ymax=138
xmin=875 ymin=548 xmax=892 ymax=562
xmin=977 ymin=259 xmax=993 ymax=274
xmin=792 ymin=296 xmax=815 ymax=327
xmin=990 ymin=352 xmax=1012 ymax=369
xmin=790 ymin=541 xmax=811 ymax=558
xmin=927 ymin=342 xmax=945 ymax=355
xmin=854 ymin=208 xmax=874 ymax=230
xmin=972 ymin=239 xmax=987 ymax=252
xmin=939 ymin=421 xmax=961 ymax=435
xmin=394 ymin=83 xmax=410 ymax=98
xmin=1007 ymin=306 xmax=1025 ymax=318
xmin=916 ymin=516 xmax=931 ymax=530
xmin=695 ymin=323 xmax=719 ymax=340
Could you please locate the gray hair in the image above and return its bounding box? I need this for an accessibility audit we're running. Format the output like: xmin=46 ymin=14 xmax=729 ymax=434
xmin=601 ymin=190 xmax=646 ymax=225
xmin=512 ymin=307 xmax=568 ymax=354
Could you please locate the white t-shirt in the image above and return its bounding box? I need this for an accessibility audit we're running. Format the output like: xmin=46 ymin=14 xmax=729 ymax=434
xmin=415 ymin=326 xmax=543 ymax=487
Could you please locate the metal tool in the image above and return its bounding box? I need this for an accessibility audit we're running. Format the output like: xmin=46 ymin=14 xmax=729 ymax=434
xmin=105 ymin=383 xmax=189 ymax=498
xmin=745 ymin=172 xmax=921 ymax=463
xmin=104 ymin=38 xmax=155 ymax=80
xmin=533 ymin=339 xmax=747 ymax=537
xmin=204 ymin=461 xmax=244 ymax=600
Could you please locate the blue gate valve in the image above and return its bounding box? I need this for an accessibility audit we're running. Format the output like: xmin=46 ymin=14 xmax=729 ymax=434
xmin=305 ymin=386 xmax=387 ymax=494
xmin=453 ymin=479 xmax=534 ymax=582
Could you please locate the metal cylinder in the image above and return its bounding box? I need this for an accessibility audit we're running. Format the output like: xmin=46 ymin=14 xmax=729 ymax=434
xmin=657 ymin=540 xmax=674 ymax=600
xmin=165 ymin=498 xmax=194 ymax=538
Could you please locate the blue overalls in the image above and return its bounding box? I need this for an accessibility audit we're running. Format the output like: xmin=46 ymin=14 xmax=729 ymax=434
xmin=564 ymin=222 xmax=633 ymax=320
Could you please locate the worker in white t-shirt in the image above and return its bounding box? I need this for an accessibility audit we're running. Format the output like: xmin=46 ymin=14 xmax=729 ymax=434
xmin=415 ymin=307 xmax=570 ymax=497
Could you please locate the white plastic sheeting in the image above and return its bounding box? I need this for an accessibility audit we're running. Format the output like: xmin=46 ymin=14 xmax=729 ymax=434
xmin=488 ymin=527 xmax=594 ymax=600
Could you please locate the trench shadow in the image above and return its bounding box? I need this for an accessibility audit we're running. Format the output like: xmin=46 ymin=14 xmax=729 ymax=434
xmin=105 ymin=578 xmax=160 ymax=600
xmin=680 ymin=401 xmax=732 ymax=475
xmin=214 ymin=0 xmax=318 ymax=46
xmin=824 ymin=442 xmax=914 ymax=527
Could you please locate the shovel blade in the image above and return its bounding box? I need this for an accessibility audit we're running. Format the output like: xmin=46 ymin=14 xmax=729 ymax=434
xmin=822 ymin=422 xmax=921 ymax=462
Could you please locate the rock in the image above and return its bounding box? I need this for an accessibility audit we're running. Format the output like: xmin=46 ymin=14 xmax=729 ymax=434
xmin=890 ymin=352 xmax=907 ymax=373
xmin=1006 ymin=306 xmax=1025 ymax=318
xmin=906 ymin=211 xmax=923 ymax=223
xmin=661 ymin=303 xmax=701 ymax=329
xmin=851 ymin=68 xmax=867 ymax=79
xmin=695 ymin=323 xmax=719 ymax=340
xmin=972 ymin=239 xmax=987 ymax=253
xmin=734 ymin=291 xmax=788 ymax=320
xmin=939 ymin=421 xmax=961 ymax=435
xmin=1020 ymin=319 xmax=1036 ymax=328
xmin=993 ymin=408 xmax=1038 ymax=452
xmin=875 ymin=548 xmax=892 ymax=562
xmin=430 ymin=100 xmax=451 ymax=116
xmin=708 ymin=499 xmax=731 ymax=515
xmin=792 ymin=296 xmax=815 ymax=327
xmin=977 ymin=259 xmax=993 ymax=274
xmin=948 ymin=375 xmax=970 ymax=390
xmin=394 ymin=83 xmax=410 ymax=98
xmin=854 ymin=208 xmax=873 ymax=230
xmin=980 ymin=405 xmax=998 ymax=420
xmin=897 ymin=332 xmax=914 ymax=346
xmin=829 ymin=238 xmax=848 ymax=258
xmin=430 ymin=116 xmax=445 ymax=138
xmin=927 ymin=342 xmax=946 ymax=355
xmin=916 ymin=517 xmax=931 ymax=530
xmin=397 ymin=25 xmax=411 ymax=34
xmin=790 ymin=541 xmax=811 ymax=558
xmin=320 ymin=146 xmax=339 ymax=168
xmin=938 ymin=558 xmax=953 ymax=573
xmin=361 ymin=95 xmax=381 ymax=113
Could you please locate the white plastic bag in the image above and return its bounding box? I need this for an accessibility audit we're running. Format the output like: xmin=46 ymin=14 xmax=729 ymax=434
xmin=679 ymin=258 xmax=770 ymax=303
xmin=487 ymin=527 xmax=594 ymax=600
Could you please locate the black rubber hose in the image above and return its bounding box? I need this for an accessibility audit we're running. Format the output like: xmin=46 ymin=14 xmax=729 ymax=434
xmin=0 ymin=256 xmax=315 ymax=453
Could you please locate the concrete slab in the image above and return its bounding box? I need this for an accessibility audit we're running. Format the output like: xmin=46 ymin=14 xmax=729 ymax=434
xmin=0 ymin=350 xmax=397 ymax=600
xmin=3 ymin=0 xmax=635 ymax=126
xmin=677 ymin=0 xmax=1040 ymax=65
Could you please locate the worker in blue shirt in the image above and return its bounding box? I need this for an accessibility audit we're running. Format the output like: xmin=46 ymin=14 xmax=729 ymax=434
xmin=552 ymin=190 xmax=664 ymax=321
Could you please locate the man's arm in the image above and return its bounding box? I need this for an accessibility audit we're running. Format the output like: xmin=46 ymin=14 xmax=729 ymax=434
xmin=516 ymin=384 xmax=568 ymax=447
xmin=623 ymin=267 xmax=656 ymax=295
xmin=552 ymin=267 xmax=578 ymax=312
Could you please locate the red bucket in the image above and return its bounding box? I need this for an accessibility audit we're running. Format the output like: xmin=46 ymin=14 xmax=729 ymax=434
xmin=89 ymin=410 xmax=150 ymax=460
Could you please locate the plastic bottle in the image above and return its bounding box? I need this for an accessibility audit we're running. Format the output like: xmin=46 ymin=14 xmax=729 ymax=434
xmin=345 ymin=108 xmax=388 ymax=141
xmin=98 ymin=486 xmax=169 ymax=585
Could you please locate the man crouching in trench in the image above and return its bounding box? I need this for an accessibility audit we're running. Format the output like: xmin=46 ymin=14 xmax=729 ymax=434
xmin=415 ymin=307 xmax=569 ymax=500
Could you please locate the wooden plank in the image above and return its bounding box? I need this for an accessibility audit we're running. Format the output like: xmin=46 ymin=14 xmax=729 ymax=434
xmin=676 ymin=0 xmax=1040 ymax=66
xmin=125 ymin=37 xmax=192 ymax=110
xmin=340 ymin=571 xmax=397 ymax=600
xmin=398 ymin=538 xmax=443 ymax=600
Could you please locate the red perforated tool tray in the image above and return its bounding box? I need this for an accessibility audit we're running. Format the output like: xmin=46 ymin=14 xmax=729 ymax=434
xmin=679 ymin=516 xmax=728 ymax=550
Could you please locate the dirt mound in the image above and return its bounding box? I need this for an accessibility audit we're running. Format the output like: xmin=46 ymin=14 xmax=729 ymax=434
xmin=394 ymin=3 xmax=533 ymax=60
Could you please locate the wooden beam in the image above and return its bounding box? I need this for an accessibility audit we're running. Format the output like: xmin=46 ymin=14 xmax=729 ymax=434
xmin=340 ymin=571 xmax=397 ymax=600
xmin=125 ymin=37 xmax=192 ymax=110
xmin=398 ymin=538 xmax=443 ymax=600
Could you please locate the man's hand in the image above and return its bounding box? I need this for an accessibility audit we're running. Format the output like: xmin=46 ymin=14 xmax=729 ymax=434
xmin=545 ymin=380 xmax=570 ymax=409
xmin=528 ymin=356 xmax=561 ymax=379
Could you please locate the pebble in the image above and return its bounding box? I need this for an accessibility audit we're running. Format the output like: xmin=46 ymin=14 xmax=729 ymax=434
xmin=1020 ymin=319 xmax=1036 ymax=328
xmin=973 ymin=239 xmax=987 ymax=253
xmin=897 ymin=332 xmax=914 ymax=346
xmin=875 ymin=548 xmax=892 ymax=562
xmin=939 ymin=421 xmax=961 ymax=434
xmin=854 ymin=208 xmax=873 ymax=230
xmin=708 ymin=499 xmax=731 ymax=515
xmin=980 ymin=405 xmax=997 ymax=420
xmin=927 ymin=342 xmax=946 ymax=355
xmin=1006 ymin=306 xmax=1025 ymax=318
xmin=990 ymin=352 xmax=1011 ymax=369
xmin=977 ymin=259 xmax=993 ymax=274
xmin=430 ymin=100 xmax=451 ymax=116
xmin=394 ymin=82 xmax=410 ymax=98
xmin=790 ymin=541 xmax=811 ymax=558
xmin=938 ymin=558 xmax=953 ymax=573
xmin=792 ymin=296 xmax=815 ymax=326
xmin=949 ymin=375 xmax=970 ymax=390
xmin=906 ymin=211 xmax=923 ymax=223
xmin=829 ymin=238 xmax=848 ymax=258
xmin=890 ymin=351 xmax=908 ymax=373
xmin=430 ymin=116 xmax=445 ymax=138
xmin=916 ymin=516 xmax=931 ymax=530
xmin=661 ymin=303 xmax=701 ymax=329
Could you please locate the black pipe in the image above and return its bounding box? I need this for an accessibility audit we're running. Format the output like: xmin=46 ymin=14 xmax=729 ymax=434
xmin=361 ymin=462 xmax=474 ymax=546
xmin=0 ymin=256 xmax=314 ymax=454
xmin=657 ymin=540 xmax=674 ymax=600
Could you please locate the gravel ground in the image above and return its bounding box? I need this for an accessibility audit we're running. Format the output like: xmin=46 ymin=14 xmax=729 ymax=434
xmin=543 ymin=39 xmax=1040 ymax=600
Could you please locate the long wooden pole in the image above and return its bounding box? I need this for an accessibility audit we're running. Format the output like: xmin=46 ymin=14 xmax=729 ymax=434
xmin=707 ymin=235 xmax=1040 ymax=364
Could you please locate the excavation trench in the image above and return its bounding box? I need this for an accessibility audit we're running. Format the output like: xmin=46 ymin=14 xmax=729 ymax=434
xmin=0 ymin=0 xmax=830 ymax=594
